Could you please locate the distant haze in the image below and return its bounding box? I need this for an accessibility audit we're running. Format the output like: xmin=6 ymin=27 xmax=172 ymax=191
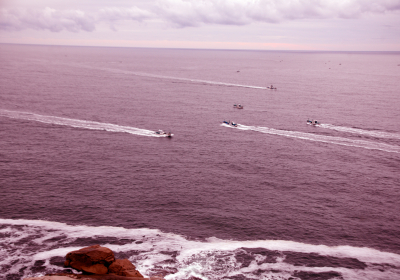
xmin=1 ymin=0 xmax=400 ymax=51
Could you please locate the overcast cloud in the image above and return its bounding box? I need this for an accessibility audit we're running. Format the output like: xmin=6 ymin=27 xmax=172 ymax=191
xmin=0 ymin=7 xmax=95 ymax=32
xmin=1 ymin=0 xmax=400 ymax=32
xmin=1 ymin=0 xmax=399 ymax=51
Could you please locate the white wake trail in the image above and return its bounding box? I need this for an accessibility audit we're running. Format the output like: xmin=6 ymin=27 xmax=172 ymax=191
xmin=64 ymin=62 xmax=268 ymax=90
xmin=319 ymin=124 xmax=400 ymax=140
xmin=223 ymin=123 xmax=400 ymax=154
xmin=0 ymin=109 xmax=163 ymax=137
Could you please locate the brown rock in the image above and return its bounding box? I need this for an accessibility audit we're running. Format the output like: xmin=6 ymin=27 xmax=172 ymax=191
xmin=109 ymin=259 xmax=144 ymax=278
xmin=65 ymin=245 xmax=115 ymax=274
xmin=80 ymin=263 xmax=108 ymax=274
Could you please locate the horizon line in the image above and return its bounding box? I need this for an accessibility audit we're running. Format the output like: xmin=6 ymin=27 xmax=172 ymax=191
xmin=1 ymin=42 xmax=399 ymax=54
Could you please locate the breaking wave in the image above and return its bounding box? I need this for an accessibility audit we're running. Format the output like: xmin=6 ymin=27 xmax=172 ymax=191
xmin=0 ymin=109 xmax=165 ymax=137
xmin=222 ymin=123 xmax=400 ymax=154
xmin=1 ymin=219 xmax=400 ymax=280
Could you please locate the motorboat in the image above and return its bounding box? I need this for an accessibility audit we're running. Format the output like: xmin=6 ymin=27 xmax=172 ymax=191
xmin=156 ymin=130 xmax=173 ymax=137
xmin=234 ymin=104 xmax=244 ymax=109
xmin=267 ymin=85 xmax=277 ymax=90
xmin=307 ymin=119 xmax=320 ymax=125
xmin=223 ymin=120 xmax=238 ymax=127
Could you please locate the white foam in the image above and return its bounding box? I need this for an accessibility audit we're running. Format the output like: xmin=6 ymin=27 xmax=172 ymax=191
xmin=319 ymin=124 xmax=400 ymax=140
xmin=2 ymin=219 xmax=400 ymax=279
xmin=2 ymin=219 xmax=400 ymax=265
xmin=165 ymin=263 xmax=208 ymax=280
xmin=227 ymin=124 xmax=400 ymax=153
xmin=0 ymin=109 xmax=164 ymax=137
xmin=176 ymin=237 xmax=400 ymax=266
xmin=237 ymin=261 xmax=394 ymax=280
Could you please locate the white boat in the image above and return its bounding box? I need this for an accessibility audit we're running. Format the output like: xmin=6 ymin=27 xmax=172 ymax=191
xmin=307 ymin=119 xmax=320 ymax=125
xmin=222 ymin=120 xmax=238 ymax=127
xmin=155 ymin=130 xmax=173 ymax=137
xmin=233 ymin=104 xmax=244 ymax=109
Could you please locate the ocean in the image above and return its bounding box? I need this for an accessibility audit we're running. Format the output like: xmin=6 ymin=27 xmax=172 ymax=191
xmin=0 ymin=44 xmax=400 ymax=280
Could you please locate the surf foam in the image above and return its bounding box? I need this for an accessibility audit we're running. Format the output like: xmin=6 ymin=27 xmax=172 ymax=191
xmin=1 ymin=219 xmax=400 ymax=280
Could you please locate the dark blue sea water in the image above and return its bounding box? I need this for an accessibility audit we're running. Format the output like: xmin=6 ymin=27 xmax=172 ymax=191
xmin=1 ymin=44 xmax=400 ymax=280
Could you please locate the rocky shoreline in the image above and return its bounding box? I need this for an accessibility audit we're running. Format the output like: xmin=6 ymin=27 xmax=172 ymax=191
xmin=25 ymin=276 xmax=163 ymax=280
xmin=24 ymin=245 xmax=165 ymax=280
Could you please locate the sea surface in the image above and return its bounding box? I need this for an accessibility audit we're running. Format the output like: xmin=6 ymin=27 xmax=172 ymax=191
xmin=0 ymin=44 xmax=400 ymax=280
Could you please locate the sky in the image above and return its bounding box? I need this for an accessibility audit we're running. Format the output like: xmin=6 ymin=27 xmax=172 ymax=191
xmin=1 ymin=0 xmax=400 ymax=51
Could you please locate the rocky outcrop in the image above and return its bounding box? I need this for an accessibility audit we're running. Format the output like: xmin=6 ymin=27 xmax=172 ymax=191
xmin=24 ymin=275 xmax=163 ymax=280
xmin=109 ymin=259 xmax=143 ymax=277
xmin=63 ymin=245 xmax=145 ymax=278
xmin=65 ymin=245 xmax=115 ymax=274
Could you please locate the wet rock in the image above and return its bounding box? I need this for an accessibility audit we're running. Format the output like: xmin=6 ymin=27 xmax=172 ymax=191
xmin=293 ymin=270 xmax=343 ymax=280
xmin=108 ymin=259 xmax=143 ymax=277
xmin=81 ymin=263 xmax=108 ymax=274
xmin=50 ymin=256 xmax=66 ymax=267
xmin=32 ymin=260 xmax=46 ymax=273
xmin=283 ymin=251 xmax=367 ymax=269
xmin=114 ymin=250 xmax=143 ymax=260
xmin=65 ymin=244 xmax=115 ymax=274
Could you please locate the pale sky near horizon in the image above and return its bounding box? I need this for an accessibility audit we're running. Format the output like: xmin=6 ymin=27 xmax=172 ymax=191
xmin=1 ymin=0 xmax=400 ymax=51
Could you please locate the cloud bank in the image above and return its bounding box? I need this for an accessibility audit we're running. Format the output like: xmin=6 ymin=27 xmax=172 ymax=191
xmin=0 ymin=7 xmax=95 ymax=32
xmin=1 ymin=0 xmax=400 ymax=32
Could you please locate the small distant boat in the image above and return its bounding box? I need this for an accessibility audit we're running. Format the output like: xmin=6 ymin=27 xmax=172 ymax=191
xmin=267 ymin=84 xmax=277 ymax=90
xmin=222 ymin=120 xmax=238 ymax=127
xmin=155 ymin=130 xmax=173 ymax=137
xmin=233 ymin=104 xmax=244 ymax=109
xmin=307 ymin=119 xmax=320 ymax=126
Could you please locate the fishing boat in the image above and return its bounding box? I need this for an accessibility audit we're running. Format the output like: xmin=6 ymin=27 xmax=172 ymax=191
xmin=223 ymin=120 xmax=238 ymax=127
xmin=307 ymin=119 xmax=320 ymax=125
xmin=155 ymin=130 xmax=173 ymax=137
xmin=233 ymin=104 xmax=244 ymax=109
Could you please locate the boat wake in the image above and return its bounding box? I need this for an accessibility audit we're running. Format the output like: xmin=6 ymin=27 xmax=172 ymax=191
xmin=64 ymin=62 xmax=267 ymax=90
xmin=319 ymin=123 xmax=400 ymax=140
xmin=223 ymin=123 xmax=400 ymax=154
xmin=1 ymin=219 xmax=400 ymax=280
xmin=0 ymin=109 xmax=165 ymax=137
